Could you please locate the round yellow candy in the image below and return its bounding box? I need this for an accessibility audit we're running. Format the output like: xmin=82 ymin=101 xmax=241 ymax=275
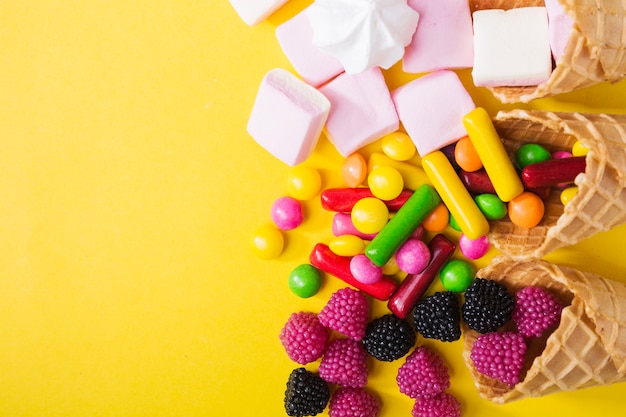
xmin=367 ymin=166 xmax=404 ymax=201
xmin=328 ymin=235 xmax=366 ymax=257
xmin=251 ymin=225 xmax=284 ymax=260
xmin=560 ymin=186 xmax=579 ymax=206
xmin=287 ymin=165 xmax=322 ymax=200
xmin=381 ymin=255 xmax=401 ymax=276
xmin=381 ymin=132 xmax=416 ymax=161
xmin=572 ymin=140 xmax=590 ymax=157
xmin=351 ymin=197 xmax=389 ymax=234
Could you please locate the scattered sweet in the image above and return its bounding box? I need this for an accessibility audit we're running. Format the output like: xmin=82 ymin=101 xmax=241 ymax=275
xmin=572 ymin=139 xmax=590 ymax=156
xmin=513 ymin=286 xmax=563 ymax=338
xmin=459 ymin=169 xmax=496 ymax=195
xmin=251 ymin=224 xmax=284 ymax=259
xmin=351 ymin=197 xmax=390 ymax=234
xmin=284 ymin=367 xmax=331 ymax=417
xmin=412 ymin=291 xmax=461 ymax=342
xmin=396 ymin=346 xmax=450 ymax=399
xmin=439 ymin=259 xmax=475 ymax=293
xmin=454 ymin=136 xmax=482 ymax=173
xmin=362 ymin=314 xmax=416 ymax=362
xmin=319 ymin=338 xmax=369 ymax=388
xmin=507 ymin=191 xmax=545 ymax=229
xmin=515 ymin=143 xmax=552 ymax=169
xmin=412 ymin=392 xmax=461 ymax=417
xmin=317 ymin=287 xmax=370 ymax=341
xmin=329 ymin=387 xmax=381 ymax=417
xmin=544 ymin=0 xmax=574 ymax=62
xmin=288 ymin=264 xmax=323 ymax=298
xmin=458 ymin=233 xmax=490 ymax=260
xmin=332 ymin=212 xmax=378 ymax=240
xmin=228 ymin=0 xmax=289 ymax=26
xmin=421 ymin=203 xmax=449 ymax=233
xmin=341 ymin=153 xmax=368 ymax=187
xmin=271 ymin=196 xmax=304 ymax=230
xmin=473 ymin=193 xmax=507 ymax=220
xmin=520 ymin=156 xmax=586 ymax=189
xmin=280 ymin=312 xmax=329 ymax=365
xmin=395 ymin=238 xmax=430 ymax=275
xmin=321 ymin=187 xmax=412 ymax=212
xmin=560 ymin=186 xmax=578 ymax=205
xmin=328 ymin=235 xmax=366 ymax=257
xmin=381 ymin=131 xmax=416 ymax=162
xmin=287 ymin=165 xmax=322 ymax=201
xmin=462 ymin=278 xmax=515 ymax=334
xmin=368 ymin=152 xmax=432 ymax=191
xmin=350 ymin=254 xmax=384 ymax=285
xmin=367 ymin=166 xmax=404 ymax=201
xmin=470 ymin=332 xmax=527 ymax=386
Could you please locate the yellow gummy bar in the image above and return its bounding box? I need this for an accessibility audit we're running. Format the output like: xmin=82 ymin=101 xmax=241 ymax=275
xmin=422 ymin=151 xmax=489 ymax=240
xmin=462 ymin=107 xmax=524 ymax=202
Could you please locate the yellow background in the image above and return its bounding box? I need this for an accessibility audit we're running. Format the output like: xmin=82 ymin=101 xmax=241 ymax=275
xmin=1 ymin=1 xmax=626 ymax=416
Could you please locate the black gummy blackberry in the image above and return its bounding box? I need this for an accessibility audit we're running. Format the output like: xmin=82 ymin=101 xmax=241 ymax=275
xmin=362 ymin=314 xmax=416 ymax=362
xmin=412 ymin=291 xmax=461 ymax=342
xmin=284 ymin=368 xmax=330 ymax=417
xmin=462 ymin=278 xmax=515 ymax=334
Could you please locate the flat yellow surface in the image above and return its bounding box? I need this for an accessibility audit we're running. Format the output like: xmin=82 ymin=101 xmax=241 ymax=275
xmin=1 ymin=1 xmax=626 ymax=416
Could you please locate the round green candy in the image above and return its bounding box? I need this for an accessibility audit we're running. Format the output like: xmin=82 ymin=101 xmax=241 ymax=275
xmin=474 ymin=193 xmax=507 ymax=220
xmin=440 ymin=259 xmax=475 ymax=293
xmin=448 ymin=213 xmax=461 ymax=232
xmin=515 ymin=143 xmax=551 ymax=169
xmin=288 ymin=264 xmax=322 ymax=298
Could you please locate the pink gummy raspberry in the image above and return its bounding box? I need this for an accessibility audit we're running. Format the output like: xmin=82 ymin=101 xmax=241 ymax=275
xmin=470 ymin=331 xmax=527 ymax=386
xmin=412 ymin=392 xmax=462 ymax=417
xmin=318 ymin=288 xmax=369 ymax=341
xmin=329 ymin=387 xmax=381 ymax=417
xmin=513 ymin=286 xmax=563 ymax=338
xmin=319 ymin=338 xmax=368 ymax=388
xmin=396 ymin=346 xmax=450 ymax=399
xmin=279 ymin=311 xmax=329 ymax=365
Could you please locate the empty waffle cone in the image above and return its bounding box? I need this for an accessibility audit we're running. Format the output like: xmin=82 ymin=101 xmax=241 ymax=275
xmin=487 ymin=109 xmax=626 ymax=259
xmin=462 ymin=256 xmax=626 ymax=403
xmin=469 ymin=0 xmax=626 ymax=103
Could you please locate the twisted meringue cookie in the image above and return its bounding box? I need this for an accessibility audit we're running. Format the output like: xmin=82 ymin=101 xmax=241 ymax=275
xmin=306 ymin=0 xmax=420 ymax=74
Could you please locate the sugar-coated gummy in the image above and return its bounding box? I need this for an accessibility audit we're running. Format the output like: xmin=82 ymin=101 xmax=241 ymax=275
xmin=396 ymin=346 xmax=450 ymax=399
xmin=411 ymin=392 xmax=462 ymax=417
xmin=513 ymin=286 xmax=563 ymax=338
xmin=470 ymin=331 xmax=527 ymax=386
xmin=319 ymin=338 xmax=368 ymax=388
xmin=329 ymin=387 xmax=381 ymax=417
xmin=318 ymin=288 xmax=370 ymax=341
xmin=280 ymin=312 xmax=329 ymax=365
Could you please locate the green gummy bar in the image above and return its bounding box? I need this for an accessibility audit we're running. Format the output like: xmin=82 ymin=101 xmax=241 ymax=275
xmin=365 ymin=184 xmax=441 ymax=267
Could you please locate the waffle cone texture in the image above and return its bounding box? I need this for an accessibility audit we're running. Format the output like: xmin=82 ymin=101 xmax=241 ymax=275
xmin=462 ymin=256 xmax=626 ymax=403
xmin=470 ymin=0 xmax=626 ymax=103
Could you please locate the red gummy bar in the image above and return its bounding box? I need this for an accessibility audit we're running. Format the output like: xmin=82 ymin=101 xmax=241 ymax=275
xmin=309 ymin=243 xmax=397 ymax=301
xmin=387 ymin=234 xmax=456 ymax=319
xmin=521 ymin=156 xmax=586 ymax=189
xmin=321 ymin=188 xmax=413 ymax=212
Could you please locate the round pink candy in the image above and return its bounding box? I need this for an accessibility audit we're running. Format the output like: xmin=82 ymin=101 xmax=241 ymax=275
xmin=271 ymin=196 xmax=304 ymax=230
xmin=350 ymin=254 xmax=383 ymax=284
xmin=552 ymin=151 xmax=573 ymax=159
xmin=396 ymin=239 xmax=430 ymax=274
xmin=459 ymin=233 xmax=490 ymax=260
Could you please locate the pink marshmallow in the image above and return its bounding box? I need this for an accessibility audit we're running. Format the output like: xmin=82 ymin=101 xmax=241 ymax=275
xmin=545 ymin=0 xmax=574 ymax=61
xmin=403 ymin=0 xmax=474 ymax=74
xmin=247 ymin=68 xmax=331 ymax=166
xmin=319 ymin=67 xmax=399 ymax=157
xmin=391 ymin=70 xmax=475 ymax=157
xmin=228 ymin=0 xmax=289 ymax=26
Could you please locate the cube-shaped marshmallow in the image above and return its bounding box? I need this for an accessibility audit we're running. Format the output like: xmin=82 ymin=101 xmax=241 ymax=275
xmin=247 ymin=68 xmax=331 ymax=166
xmin=229 ymin=0 xmax=289 ymax=26
xmin=403 ymin=0 xmax=474 ymax=73
xmin=472 ymin=7 xmax=552 ymax=87
xmin=319 ymin=67 xmax=399 ymax=157
xmin=276 ymin=8 xmax=345 ymax=87
xmin=391 ymin=70 xmax=475 ymax=157
xmin=545 ymin=0 xmax=574 ymax=61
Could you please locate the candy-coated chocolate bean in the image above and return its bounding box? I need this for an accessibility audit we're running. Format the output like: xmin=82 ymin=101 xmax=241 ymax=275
xmin=287 ymin=165 xmax=322 ymax=200
xmin=365 ymin=184 xmax=441 ymax=267
xmin=463 ymin=107 xmax=524 ymax=202
xmin=288 ymin=264 xmax=323 ymax=298
xmin=395 ymin=238 xmax=430 ymax=274
xmin=560 ymin=186 xmax=579 ymax=205
xmin=422 ymin=151 xmax=489 ymax=240
xmin=552 ymin=150 xmax=572 ymax=159
xmin=342 ymin=153 xmax=368 ymax=188
xmin=381 ymin=255 xmax=401 ymax=276
xmin=309 ymin=243 xmax=397 ymax=301
xmin=381 ymin=131 xmax=416 ymax=161
xmin=351 ymin=197 xmax=389 ymax=234
xmin=271 ymin=196 xmax=304 ymax=230
xmin=332 ymin=213 xmax=378 ymax=240
xmin=421 ymin=202 xmax=450 ymax=233
xmin=515 ymin=143 xmax=551 ymax=169
xmin=387 ymin=234 xmax=456 ymax=319
xmin=321 ymin=187 xmax=413 ymax=212
xmin=449 ymin=214 xmax=461 ymax=232
xmin=368 ymin=166 xmax=404 ymax=201
xmin=474 ymin=193 xmax=507 ymax=220
xmin=454 ymin=136 xmax=483 ymax=172
xmin=368 ymin=152 xmax=431 ymax=191
xmin=440 ymin=259 xmax=475 ymax=293
xmin=508 ymin=191 xmax=545 ymax=229
xmin=251 ymin=225 xmax=284 ymax=259
xmin=459 ymin=233 xmax=490 ymax=260
xmin=328 ymin=234 xmax=366 ymax=257
xmin=572 ymin=140 xmax=590 ymax=156
xmin=459 ymin=169 xmax=496 ymax=195
xmin=350 ymin=254 xmax=383 ymax=284
xmin=521 ymin=156 xmax=586 ymax=189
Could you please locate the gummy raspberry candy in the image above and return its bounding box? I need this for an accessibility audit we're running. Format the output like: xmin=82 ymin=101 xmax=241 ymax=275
xmin=412 ymin=392 xmax=461 ymax=417
xmin=396 ymin=346 xmax=450 ymax=399
xmin=329 ymin=387 xmax=381 ymax=417
xmin=284 ymin=368 xmax=330 ymax=417
xmin=280 ymin=312 xmax=329 ymax=365
xmin=513 ymin=286 xmax=563 ymax=338
xmin=470 ymin=331 xmax=527 ymax=386
xmin=462 ymin=278 xmax=515 ymax=334
xmin=319 ymin=338 xmax=368 ymax=388
xmin=362 ymin=314 xmax=416 ymax=361
xmin=413 ymin=291 xmax=461 ymax=342
xmin=318 ymin=288 xmax=369 ymax=341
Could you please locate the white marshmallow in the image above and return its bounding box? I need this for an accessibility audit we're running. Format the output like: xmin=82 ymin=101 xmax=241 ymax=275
xmin=228 ymin=0 xmax=289 ymax=26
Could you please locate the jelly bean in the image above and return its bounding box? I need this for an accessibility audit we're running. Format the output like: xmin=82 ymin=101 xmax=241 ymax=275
xmin=474 ymin=193 xmax=507 ymax=220
xmin=321 ymin=187 xmax=413 ymax=212
xmin=395 ymin=238 xmax=431 ymax=274
xmin=459 ymin=169 xmax=496 ymax=195
xmin=368 ymin=166 xmax=404 ymax=201
xmin=332 ymin=213 xmax=378 ymax=240
xmin=459 ymin=233 xmax=490 ymax=260
xmin=287 ymin=165 xmax=322 ymax=200
xmin=515 ymin=143 xmax=551 ymax=169
xmin=309 ymin=243 xmax=397 ymax=301
xmin=572 ymin=140 xmax=590 ymax=157
xmin=381 ymin=131 xmax=416 ymax=161
xmin=271 ymin=196 xmax=304 ymax=230
xmin=365 ymin=184 xmax=441 ymax=267
xmin=463 ymin=107 xmax=524 ymax=202
xmin=421 ymin=202 xmax=450 ymax=233
xmin=381 ymin=255 xmax=401 ymax=276
xmin=454 ymin=136 xmax=483 ymax=172
xmin=508 ymin=191 xmax=545 ymax=229
xmin=387 ymin=234 xmax=456 ymax=319
xmin=288 ymin=264 xmax=323 ymax=298
xmin=350 ymin=254 xmax=383 ymax=284
xmin=521 ymin=156 xmax=586 ymax=189
xmin=439 ymin=259 xmax=475 ymax=293
xmin=422 ymin=151 xmax=489 ymax=240
xmin=328 ymin=234 xmax=366 ymax=257
xmin=368 ymin=152 xmax=431 ymax=191
xmin=351 ymin=197 xmax=389 ymax=235
xmin=342 ymin=153 xmax=368 ymax=188
xmin=251 ymin=225 xmax=284 ymax=259
xmin=560 ymin=186 xmax=579 ymax=205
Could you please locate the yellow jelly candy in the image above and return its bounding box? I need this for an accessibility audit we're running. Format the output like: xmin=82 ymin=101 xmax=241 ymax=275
xmin=287 ymin=165 xmax=322 ymax=200
xmin=560 ymin=186 xmax=578 ymax=206
xmin=251 ymin=225 xmax=284 ymax=259
xmin=351 ymin=197 xmax=389 ymax=235
xmin=328 ymin=235 xmax=366 ymax=257
xmin=381 ymin=132 xmax=416 ymax=161
xmin=368 ymin=166 xmax=404 ymax=201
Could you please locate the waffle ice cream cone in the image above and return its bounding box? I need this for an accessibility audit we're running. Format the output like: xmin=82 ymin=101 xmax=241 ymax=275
xmin=487 ymin=109 xmax=626 ymax=259
xmin=463 ymin=256 xmax=626 ymax=403
xmin=470 ymin=0 xmax=626 ymax=103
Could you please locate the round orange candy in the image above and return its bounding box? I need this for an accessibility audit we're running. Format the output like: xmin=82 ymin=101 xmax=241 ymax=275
xmin=508 ymin=192 xmax=545 ymax=229
xmin=342 ymin=153 xmax=367 ymax=188
xmin=422 ymin=202 xmax=450 ymax=232
xmin=454 ymin=136 xmax=483 ymax=172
